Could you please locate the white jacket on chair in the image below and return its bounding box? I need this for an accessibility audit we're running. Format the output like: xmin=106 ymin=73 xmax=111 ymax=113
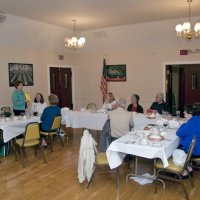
xmin=78 ymin=129 xmax=97 ymax=183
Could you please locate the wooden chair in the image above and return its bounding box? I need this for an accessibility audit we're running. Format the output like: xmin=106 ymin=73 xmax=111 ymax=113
xmin=87 ymin=152 xmax=120 ymax=200
xmin=15 ymin=122 xmax=47 ymax=167
xmin=40 ymin=115 xmax=64 ymax=152
xmin=155 ymin=137 xmax=196 ymax=200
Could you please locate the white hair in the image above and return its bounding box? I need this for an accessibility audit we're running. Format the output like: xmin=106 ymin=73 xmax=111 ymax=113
xmin=116 ymin=97 xmax=127 ymax=108
xmin=156 ymin=93 xmax=164 ymax=100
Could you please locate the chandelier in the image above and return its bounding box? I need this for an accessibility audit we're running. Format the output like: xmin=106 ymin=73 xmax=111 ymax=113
xmin=175 ymin=0 xmax=200 ymax=40
xmin=64 ymin=20 xmax=86 ymax=50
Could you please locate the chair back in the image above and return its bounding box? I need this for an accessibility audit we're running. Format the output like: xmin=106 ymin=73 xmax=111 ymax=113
xmin=23 ymin=123 xmax=40 ymax=145
xmin=183 ymin=137 xmax=197 ymax=170
xmin=51 ymin=115 xmax=61 ymax=131
xmin=87 ymin=103 xmax=97 ymax=111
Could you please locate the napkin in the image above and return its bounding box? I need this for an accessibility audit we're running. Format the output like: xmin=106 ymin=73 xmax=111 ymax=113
xmin=168 ymin=120 xmax=180 ymax=129
xmin=61 ymin=107 xmax=70 ymax=114
xmin=156 ymin=118 xmax=168 ymax=127
xmin=173 ymin=149 xmax=187 ymax=166
xmin=130 ymin=173 xmax=154 ymax=185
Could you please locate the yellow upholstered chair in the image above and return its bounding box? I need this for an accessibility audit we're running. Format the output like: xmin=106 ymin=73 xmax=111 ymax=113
xmin=190 ymin=157 xmax=200 ymax=170
xmin=87 ymin=152 xmax=119 ymax=200
xmin=40 ymin=115 xmax=64 ymax=152
xmin=155 ymin=137 xmax=196 ymax=200
xmin=15 ymin=122 xmax=47 ymax=167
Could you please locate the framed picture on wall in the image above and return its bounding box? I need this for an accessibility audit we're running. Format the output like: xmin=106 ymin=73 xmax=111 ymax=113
xmin=106 ymin=64 xmax=126 ymax=82
xmin=8 ymin=63 xmax=34 ymax=87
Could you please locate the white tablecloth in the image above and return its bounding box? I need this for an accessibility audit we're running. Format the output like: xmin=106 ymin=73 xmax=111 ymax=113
xmin=62 ymin=112 xmax=157 ymax=131
xmin=62 ymin=111 xmax=108 ymax=130
xmin=106 ymin=129 xmax=180 ymax=169
xmin=132 ymin=113 xmax=157 ymax=129
xmin=0 ymin=116 xmax=40 ymax=143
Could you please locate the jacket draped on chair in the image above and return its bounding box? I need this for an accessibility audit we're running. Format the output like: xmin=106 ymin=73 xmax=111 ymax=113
xmin=78 ymin=129 xmax=97 ymax=183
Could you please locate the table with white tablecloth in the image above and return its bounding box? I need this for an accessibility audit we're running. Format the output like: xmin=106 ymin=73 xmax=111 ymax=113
xmin=62 ymin=111 xmax=108 ymax=131
xmin=0 ymin=116 xmax=40 ymax=143
xmin=106 ymin=129 xmax=180 ymax=169
xmin=61 ymin=111 xmax=157 ymax=131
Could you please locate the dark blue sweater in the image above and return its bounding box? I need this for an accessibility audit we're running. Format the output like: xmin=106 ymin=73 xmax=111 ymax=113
xmin=40 ymin=106 xmax=61 ymax=131
xmin=176 ymin=116 xmax=200 ymax=156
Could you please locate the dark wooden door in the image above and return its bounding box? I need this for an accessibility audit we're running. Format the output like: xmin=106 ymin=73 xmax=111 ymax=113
xmin=49 ymin=67 xmax=73 ymax=108
xmin=184 ymin=65 xmax=200 ymax=105
xmin=165 ymin=65 xmax=173 ymax=114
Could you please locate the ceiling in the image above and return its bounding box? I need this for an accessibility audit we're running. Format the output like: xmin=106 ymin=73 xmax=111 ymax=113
xmin=0 ymin=0 xmax=200 ymax=31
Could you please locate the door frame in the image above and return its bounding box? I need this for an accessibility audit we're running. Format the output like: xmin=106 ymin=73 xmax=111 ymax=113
xmin=162 ymin=61 xmax=200 ymax=99
xmin=47 ymin=64 xmax=76 ymax=108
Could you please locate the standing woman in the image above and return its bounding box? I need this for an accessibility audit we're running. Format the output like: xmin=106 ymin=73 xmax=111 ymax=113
xmin=12 ymin=81 xmax=26 ymax=116
xmin=127 ymin=94 xmax=144 ymax=113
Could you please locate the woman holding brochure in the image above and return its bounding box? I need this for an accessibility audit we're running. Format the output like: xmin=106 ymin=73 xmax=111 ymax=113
xmin=12 ymin=80 xmax=29 ymax=116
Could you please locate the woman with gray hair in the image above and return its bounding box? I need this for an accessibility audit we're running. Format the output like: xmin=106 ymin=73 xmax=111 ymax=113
xmin=40 ymin=94 xmax=61 ymax=146
xmin=150 ymin=93 xmax=169 ymax=114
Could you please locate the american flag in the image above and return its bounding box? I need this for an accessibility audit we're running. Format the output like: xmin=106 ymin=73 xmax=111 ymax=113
xmin=100 ymin=58 xmax=107 ymax=102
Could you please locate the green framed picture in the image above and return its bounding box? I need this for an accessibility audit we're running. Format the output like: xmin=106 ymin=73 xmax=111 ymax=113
xmin=106 ymin=64 xmax=126 ymax=82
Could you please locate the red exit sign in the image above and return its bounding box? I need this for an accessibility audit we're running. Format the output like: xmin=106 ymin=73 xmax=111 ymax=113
xmin=180 ymin=49 xmax=188 ymax=55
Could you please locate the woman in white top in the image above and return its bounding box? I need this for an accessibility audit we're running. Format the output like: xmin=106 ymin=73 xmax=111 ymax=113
xmin=102 ymin=92 xmax=116 ymax=111
xmin=31 ymin=93 xmax=47 ymax=115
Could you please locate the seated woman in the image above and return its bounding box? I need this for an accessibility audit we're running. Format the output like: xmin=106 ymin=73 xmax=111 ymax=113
xmin=40 ymin=94 xmax=61 ymax=146
xmin=31 ymin=93 xmax=47 ymax=116
xmin=150 ymin=93 xmax=169 ymax=114
xmin=102 ymin=92 xmax=116 ymax=111
xmin=127 ymin=94 xmax=143 ymax=113
xmin=40 ymin=94 xmax=61 ymax=132
xmin=176 ymin=105 xmax=200 ymax=157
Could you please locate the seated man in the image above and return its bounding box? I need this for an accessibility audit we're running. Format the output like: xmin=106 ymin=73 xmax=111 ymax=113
xmin=150 ymin=93 xmax=169 ymax=114
xmin=108 ymin=97 xmax=134 ymax=140
xmin=176 ymin=105 xmax=200 ymax=157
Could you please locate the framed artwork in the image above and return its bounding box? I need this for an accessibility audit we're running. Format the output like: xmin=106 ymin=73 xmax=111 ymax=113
xmin=106 ymin=64 xmax=126 ymax=82
xmin=8 ymin=63 xmax=34 ymax=86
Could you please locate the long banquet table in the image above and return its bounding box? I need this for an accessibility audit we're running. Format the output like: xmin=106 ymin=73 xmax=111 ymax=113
xmin=61 ymin=111 xmax=157 ymax=131
xmin=61 ymin=111 xmax=108 ymax=130
xmin=0 ymin=116 xmax=40 ymax=143
xmin=106 ymin=129 xmax=180 ymax=169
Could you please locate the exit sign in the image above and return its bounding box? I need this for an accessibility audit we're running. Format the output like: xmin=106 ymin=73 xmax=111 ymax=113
xmin=180 ymin=50 xmax=188 ymax=55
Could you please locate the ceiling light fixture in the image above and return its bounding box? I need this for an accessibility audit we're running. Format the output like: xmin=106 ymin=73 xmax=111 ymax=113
xmin=175 ymin=0 xmax=200 ymax=40
xmin=64 ymin=19 xmax=86 ymax=50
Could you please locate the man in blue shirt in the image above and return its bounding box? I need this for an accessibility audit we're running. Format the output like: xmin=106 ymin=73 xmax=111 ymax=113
xmin=176 ymin=105 xmax=200 ymax=156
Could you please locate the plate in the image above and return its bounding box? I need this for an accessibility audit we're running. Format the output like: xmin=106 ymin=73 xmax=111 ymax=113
xmin=147 ymin=134 xmax=164 ymax=141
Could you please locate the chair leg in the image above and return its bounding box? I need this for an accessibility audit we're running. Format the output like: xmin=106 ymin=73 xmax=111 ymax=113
xmin=39 ymin=145 xmax=47 ymax=164
xmin=47 ymin=135 xmax=53 ymax=152
xmin=155 ymin=170 xmax=159 ymax=193
xmin=19 ymin=147 xmax=25 ymax=168
xmin=178 ymin=175 xmax=189 ymax=200
xmin=34 ymin=146 xmax=37 ymax=157
xmin=58 ymin=133 xmax=64 ymax=147
xmin=116 ymin=167 xmax=120 ymax=200
xmin=188 ymin=173 xmax=194 ymax=188
xmin=87 ymin=168 xmax=96 ymax=189
xmin=15 ymin=144 xmax=19 ymax=162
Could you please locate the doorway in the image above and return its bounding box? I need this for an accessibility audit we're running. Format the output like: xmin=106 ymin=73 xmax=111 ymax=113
xmin=165 ymin=64 xmax=200 ymax=116
xmin=49 ymin=67 xmax=73 ymax=109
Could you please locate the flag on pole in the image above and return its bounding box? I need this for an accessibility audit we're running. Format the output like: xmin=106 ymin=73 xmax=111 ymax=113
xmin=100 ymin=58 xmax=107 ymax=102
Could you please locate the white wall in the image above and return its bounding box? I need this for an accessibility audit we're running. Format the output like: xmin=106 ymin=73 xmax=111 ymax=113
xmin=0 ymin=14 xmax=200 ymax=110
